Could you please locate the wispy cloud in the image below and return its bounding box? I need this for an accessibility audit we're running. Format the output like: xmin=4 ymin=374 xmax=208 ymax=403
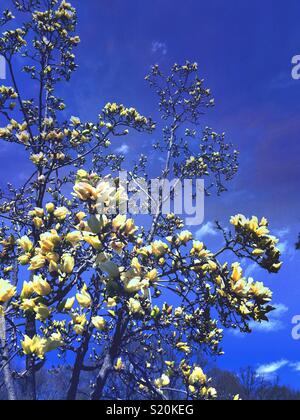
xmin=232 ymin=304 xmax=289 ymax=336
xmin=290 ymin=362 xmax=300 ymax=372
xmin=274 ymin=227 xmax=290 ymax=239
xmin=195 ymin=222 xmax=217 ymax=240
xmin=115 ymin=144 xmax=130 ymax=154
xmin=278 ymin=241 xmax=288 ymax=254
xmin=152 ymin=41 xmax=167 ymax=56
xmin=256 ymin=360 xmax=289 ymax=378
xmin=249 ymin=303 xmax=288 ymax=333
xmin=256 ymin=360 xmax=300 ymax=380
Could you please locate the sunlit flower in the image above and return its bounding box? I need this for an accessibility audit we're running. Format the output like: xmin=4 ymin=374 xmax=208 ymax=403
xmin=32 ymin=275 xmax=52 ymax=296
xmin=54 ymin=207 xmax=70 ymax=221
xmin=189 ymin=367 xmax=207 ymax=385
xmin=92 ymin=316 xmax=106 ymax=331
xmin=61 ymin=254 xmax=75 ymax=274
xmin=154 ymin=374 xmax=170 ymax=389
xmin=76 ymin=284 xmax=92 ymax=308
xmin=18 ymin=236 xmax=33 ymax=253
xmin=0 ymin=279 xmax=16 ymax=303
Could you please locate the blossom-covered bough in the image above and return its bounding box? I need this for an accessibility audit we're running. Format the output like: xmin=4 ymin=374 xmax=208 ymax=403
xmin=0 ymin=0 xmax=283 ymax=401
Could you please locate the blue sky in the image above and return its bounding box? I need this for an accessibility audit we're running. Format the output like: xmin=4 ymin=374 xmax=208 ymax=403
xmin=1 ymin=0 xmax=300 ymax=389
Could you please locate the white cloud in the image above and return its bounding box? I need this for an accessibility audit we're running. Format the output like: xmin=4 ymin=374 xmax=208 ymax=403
xmin=195 ymin=222 xmax=217 ymax=240
xmin=256 ymin=360 xmax=289 ymax=377
xmin=248 ymin=319 xmax=284 ymax=333
xmin=278 ymin=241 xmax=288 ymax=254
xmin=115 ymin=144 xmax=130 ymax=154
xmin=255 ymin=360 xmax=300 ymax=380
xmin=232 ymin=303 xmax=289 ymax=336
xmin=274 ymin=227 xmax=290 ymax=239
xmin=152 ymin=41 xmax=167 ymax=56
xmin=249 ymin=303 xmax=288 ymax=333
xmin=290 ymin=362 xmax=300 ymax=372
xmin=271 ymin=303 xmax=289 ymax=319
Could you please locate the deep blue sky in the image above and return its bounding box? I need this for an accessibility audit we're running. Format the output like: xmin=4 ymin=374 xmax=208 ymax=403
xmin=1 ymin=0 xmax=300 ymax=389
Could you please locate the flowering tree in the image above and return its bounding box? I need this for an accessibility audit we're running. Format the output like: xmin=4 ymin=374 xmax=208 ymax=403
xmin=0 ymin=0 xmax=283 ymax=401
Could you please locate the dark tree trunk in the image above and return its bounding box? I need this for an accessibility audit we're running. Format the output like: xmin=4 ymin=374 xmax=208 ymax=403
xmin=90 ymin=315 xmax=128 ymax=400
xmin=25 ymin=314 xmax=37 ymax=401
xmin=0 ymin=315 xmax=17 ymax=400
xmin=67 ymin=332 xmax=90 ymax=400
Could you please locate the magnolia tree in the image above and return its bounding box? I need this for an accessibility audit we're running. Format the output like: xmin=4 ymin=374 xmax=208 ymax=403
xmin=0 ymin=0 xmax=283 ymax=401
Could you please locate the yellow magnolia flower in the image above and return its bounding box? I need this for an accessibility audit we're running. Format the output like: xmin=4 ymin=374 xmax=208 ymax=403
xmin=32 ymin=275 xmax=52 ymax=296
xmin=124 ymin=219 xmax=137 ymax=236
xmin=33 ymin=217 xmax=43 ymax=229
xmin=49 ymin=260 xmax=58 ymax=274
xmin=65 ymin=231 xmax=82 ymax=246
xmin=248 ymin=216 xmax=259 ymax=232
xmin=92 ymin=316 xmax=106 ymax=331
xmin=107 ymin=297 xmax=117 ymax=307
xmin=61 ymin=254 xmax=75 ymax=274
xmin=114 ymin=357 xmax=124 ymax=371
xmin=231 ymin=279 xmax=249 ymax=298
xmin=21 ymin=281 xmax=34 ymax=299
xmin=34 ymin=207 xmax=44 ymax=218
xmin=64 ymin=297 xmax=75 ymax=311
xmin=190 ymin=241 xmax=204 ymax=256
xmin=71 ymin=116 xmax=81 ymax=126
xmin=272 ymin=262 xmax=283 ymax=271
xmin=176 ymin=342 xmax=191 ymax=354
xmin=231 ymin=263 xmax=243 ymax=283
xmin=83 ymin=233 xmax=102 ymax=250
xmin=45 ymin=332 xmax=64 ymax=352
xmin=250 ymin=281 xmax=272 ymax=301
xmin=189 ymin=367 xmax=207 ymax=385
xmin=29 ymin=255 xmax=46 ymax=271
xmin=39 ymin=231 xmax=60 ymax=253
xmin=112 ymin=214 xmax=126 ymax=231
xmin=145 ymin=269 xmax=158 ymax=283
xmin=111 ymin=240 xmax=125 ymax=254
xmin=72 ymin=313 xmax=87 ymax=335
xmin=154 ymin=374 xmax=170 ymax=389
xmin=121 ymin=271 xmax=143 ymax=294
xmin=0 ymin=279 xmax=16 ymax=303
xmin=45 ymin=252 xmax=60 ymax=263
xmin=131 ymin=257 xmax=142 ymax=274
xmin=18 ymin=254 xmax=31 ymax=265
xmin=18 ymin=236 xmax=33 ymax=252
xmin=20 ymin=299 xmax=37 ymax=312
xmin=175 ymin=307 xmax=183 ymax=316
xmin=76 ymin=284 xmax=92 ymax=308
xmin=230 ymin=214 xmax=247 ymax=226
xmin=151 ymin=241 xmax=169 ymax=258
xmin=54 ymin=207 xmax=70 ymax=221
xmin=45 ymin=202 xmax=55 ymax=213
xmin=178 ymin=230 xmax=193 ymax=243
xmin=21 ymin=335 xmax=48 ymax=359
xmin=256 ymin=226 xmax=270 ymax=237
xmin=76 ymin=211 xmax=86 ymax=221
xmin=128 ymin=298 xmax=143 ymax=314
xmin=73 ymin=182 xmax=98 ymax=201
xmin=35 ymin=304 xmax=51 ymax=321
xmin=252 ymin=248 xmax=265 ymax=256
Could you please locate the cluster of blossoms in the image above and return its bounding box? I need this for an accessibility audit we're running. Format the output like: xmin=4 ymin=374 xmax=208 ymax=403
xmin=100 ymin=103 xmax=155 ymax=134
xmin=0 ymin=164 xmax=281 ymax=398
xmin=0 ymin=86 xmax=18 ymax=114
xmin=230 ymin=214 xmax=282 ymax=273
xmin=0 ymin=0 xmax=283 ymax=401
